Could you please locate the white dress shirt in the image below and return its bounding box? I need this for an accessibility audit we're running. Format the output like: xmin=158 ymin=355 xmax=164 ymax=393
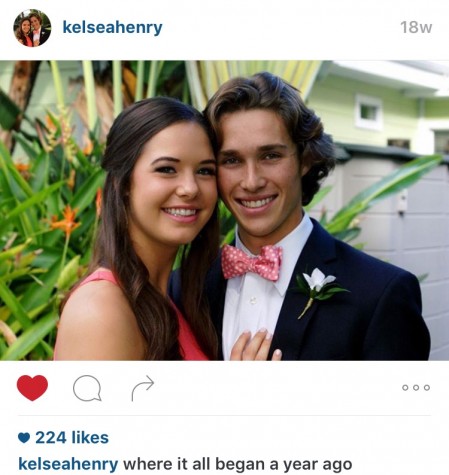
xmin=33 ymin=29 xmax=41 ymax=44
xmin=222 ymin=213 xmax=313 ymax=360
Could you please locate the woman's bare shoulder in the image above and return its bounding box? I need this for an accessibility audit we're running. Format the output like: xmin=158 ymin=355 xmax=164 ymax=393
xmin=55 ymin=280 xmax=145 ymax=360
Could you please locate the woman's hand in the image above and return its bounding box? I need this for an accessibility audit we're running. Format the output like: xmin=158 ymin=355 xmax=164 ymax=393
xmin=230 ymin=329 xmax=282 ymax=361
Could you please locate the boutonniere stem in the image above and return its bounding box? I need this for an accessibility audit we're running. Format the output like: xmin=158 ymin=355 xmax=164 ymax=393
xmin=295 ymin=268 xmax=349 ymax=319
xmin=298 ymin=297 xmax=314 ymax=319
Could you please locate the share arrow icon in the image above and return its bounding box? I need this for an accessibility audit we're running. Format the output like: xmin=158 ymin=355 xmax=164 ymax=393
xmin=131 ymin=376 xmax=155 ymax=402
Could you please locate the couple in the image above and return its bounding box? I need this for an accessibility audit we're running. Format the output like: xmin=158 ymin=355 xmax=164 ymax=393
xmin=15 ymin=13 xmax=50 ymax=47
xmin=55 ymin=72 xmax=430 ymax=361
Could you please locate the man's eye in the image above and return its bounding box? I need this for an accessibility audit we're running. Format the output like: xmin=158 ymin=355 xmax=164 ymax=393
xmin=155 ymin=166 xmax=176 ymax=174
xmin=219 ymin=157 xmax=240 ymax=166
xmin=263 ymin=153 xmax=281 ymax=160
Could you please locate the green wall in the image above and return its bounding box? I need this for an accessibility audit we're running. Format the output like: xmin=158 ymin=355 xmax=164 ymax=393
xmin=308 ymin=74 xmax=420 ymax=149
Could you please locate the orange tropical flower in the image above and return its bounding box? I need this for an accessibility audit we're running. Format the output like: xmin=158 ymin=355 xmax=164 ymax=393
xmin=14 ymin=163 xmax=30 ymax=172
xmin=83 ymin=138 xmax=94 ymax=156
xmin=95 ymin=188 xmax=102 ymax=217
xmin=45 ymin=114 xmax=57 ymax=132
xmin=14 ymin=162 xmax=31 ymax=180
xmin=50 ymin=205 xmax=81 ymax=237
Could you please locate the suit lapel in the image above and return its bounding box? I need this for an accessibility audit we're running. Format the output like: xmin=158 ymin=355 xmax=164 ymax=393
xmin=271 ymin=220 xmax=337 ymax=360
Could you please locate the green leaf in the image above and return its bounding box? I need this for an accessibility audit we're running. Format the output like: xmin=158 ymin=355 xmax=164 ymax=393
xmin=30 ymin=150 xmax=50 ymax=192
xmin=3 ymin=180 xmax=65 ymax=222
xmin=331 ymin=227 xmax=361 ymax=244
xmin=326 ymin=155 xmax=442 ymax=234
xmin=70 ymin=168 xmax=105 ymax=213
xmin=0 ymin=142 xmax=34 ymax=199
xmin=12 ymin=132 xmax=40 ymax=160
xmin=0 ymin=239 xmax=32 ymax=264
xmin=20 ymin=260 xmax=62 ymax=312
xmin=304 ymin=185 xmax=332 ymax=211
xmin=0 ymin=281 xmax=33 ymax=329
xmin=56 ymin=255 xmax=81 ymax=291
xmin=316 ymin=287 xmax=350 ymax=301
xmin=294 ymin=274 xmax=310 ymax=294
xmin=1 ymin=310 xmax=58 ymax=361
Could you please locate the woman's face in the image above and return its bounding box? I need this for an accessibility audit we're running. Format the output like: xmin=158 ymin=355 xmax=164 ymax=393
xmin=128 ymin=121 xmax=217 ymax=252
xmin=21 ymin=20 xmax=31 ymax=34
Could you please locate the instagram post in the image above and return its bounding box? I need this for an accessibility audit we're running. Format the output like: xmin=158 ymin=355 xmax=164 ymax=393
xmin=1 ymin=1 xmax=449 ymax=473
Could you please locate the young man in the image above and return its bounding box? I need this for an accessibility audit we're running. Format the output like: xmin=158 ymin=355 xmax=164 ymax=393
xmin=172 ymin=72 xmax=430 ymax=360
xmin=29 ymin=13 xmax=51 ymax=46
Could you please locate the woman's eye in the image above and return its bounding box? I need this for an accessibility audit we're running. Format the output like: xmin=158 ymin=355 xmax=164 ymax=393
xmin=197 ymin=167 xmax=216 ymax=176
xmin=155 ymin=166 xmax=176 ymax=174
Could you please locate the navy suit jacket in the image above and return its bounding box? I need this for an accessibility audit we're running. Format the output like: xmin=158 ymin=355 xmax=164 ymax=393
xmin=37 ymin=27 xmax=51 ymax=45
xmin=170 ymin=220 xmax=430 ymax=360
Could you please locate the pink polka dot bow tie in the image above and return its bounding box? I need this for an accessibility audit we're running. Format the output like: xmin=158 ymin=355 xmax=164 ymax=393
xmin=221 ymin=244 xmax=283 ymax=281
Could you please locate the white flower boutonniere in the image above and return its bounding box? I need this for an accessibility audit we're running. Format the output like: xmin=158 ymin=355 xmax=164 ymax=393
xmin=295 ymin=268 xmax=349 ymax=319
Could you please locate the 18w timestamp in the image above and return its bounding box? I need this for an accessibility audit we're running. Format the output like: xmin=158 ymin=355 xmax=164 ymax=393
xmin=401 ymin=20 xmax=433 ymax=33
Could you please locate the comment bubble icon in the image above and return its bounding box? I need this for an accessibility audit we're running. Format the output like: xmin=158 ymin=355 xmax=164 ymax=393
xmin=73 ymin=375 xmax=102 ymax=402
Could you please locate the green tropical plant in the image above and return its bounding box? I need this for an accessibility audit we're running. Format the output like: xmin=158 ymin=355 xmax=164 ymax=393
xmin=185 ymin=60 xmax=322 ymax=110
xmin=0 ymin=60 xmax=188 ymax=360
xmin=0 ymin=111 xmax=105 ymax=360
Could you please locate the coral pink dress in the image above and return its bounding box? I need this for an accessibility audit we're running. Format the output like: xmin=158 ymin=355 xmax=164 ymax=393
xmin=73 ymin=269 xmax=208 ymax=360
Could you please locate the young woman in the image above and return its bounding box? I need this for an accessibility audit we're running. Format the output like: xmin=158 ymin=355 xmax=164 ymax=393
xmin=15 ymin=17 xmax=33 ymax=47
xmin=55 ymin=97 xmax=280 ymax=361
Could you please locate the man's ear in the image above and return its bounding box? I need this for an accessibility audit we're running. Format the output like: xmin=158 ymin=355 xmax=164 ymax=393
xmin=300 ymin=159 xmax=311 ymax=177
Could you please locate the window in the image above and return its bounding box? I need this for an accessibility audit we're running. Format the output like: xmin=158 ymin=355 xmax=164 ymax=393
xmin=355 ymin=94 xmax=383 ymax=131
xmin=434 ymin=130 xmax=449 ymax=155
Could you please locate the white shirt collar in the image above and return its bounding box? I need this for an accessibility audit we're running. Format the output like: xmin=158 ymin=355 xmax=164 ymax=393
xmin=235 ymin=213 xmax=314 ymax=297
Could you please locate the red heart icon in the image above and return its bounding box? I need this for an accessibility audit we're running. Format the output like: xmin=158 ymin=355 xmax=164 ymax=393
xmin=17 ymin=375 xmax=48 ymax=401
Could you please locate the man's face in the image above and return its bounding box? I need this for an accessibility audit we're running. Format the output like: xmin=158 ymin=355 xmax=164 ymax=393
xmin=217 ymin=109 xmax=309 ymax=254
xmin=30 ymin=16 xmax=41 ymax=30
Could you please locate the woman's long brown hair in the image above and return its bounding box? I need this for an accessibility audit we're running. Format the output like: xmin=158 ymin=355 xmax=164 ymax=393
xmin=65 ymin=97 xmax=219 ymax=360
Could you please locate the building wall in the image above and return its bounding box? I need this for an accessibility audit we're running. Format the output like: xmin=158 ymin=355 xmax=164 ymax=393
xmin=0 ymin=60 xmax=83 ymax=158
xmin=310 ymin=158 xmax=449 ymax=360
xmin=308 ymin=75 xmax=421 ymax=150
xmin=425 ymin=98 xmax=449 ymax=119
xmin=0 ymin=61 xmax=81 ymax=120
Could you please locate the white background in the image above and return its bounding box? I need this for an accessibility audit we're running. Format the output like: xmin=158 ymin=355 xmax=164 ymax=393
xmin=2 ymin=0 xmax=449 ymax=59
xmin=2 ymin=362 xmax=449 ymax=474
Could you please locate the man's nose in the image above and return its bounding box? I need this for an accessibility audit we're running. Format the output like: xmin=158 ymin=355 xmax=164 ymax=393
xmin=241 ymin=163 xmax=266 ymax=191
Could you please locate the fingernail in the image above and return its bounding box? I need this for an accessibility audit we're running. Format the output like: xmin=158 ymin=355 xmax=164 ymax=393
xmin=265 ymin=332 xmax=272 ymax=340
xmin=274 ymin=349 xmax=282 ymax=357
xmin=258 ymin=327 xmax=267 ymax=333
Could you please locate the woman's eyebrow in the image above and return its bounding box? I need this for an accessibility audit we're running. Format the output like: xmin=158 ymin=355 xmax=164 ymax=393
xmin=150 ymin=156 xmax=180 ymax=165
xmin=151 ymin=157 xmax=216 ymax=165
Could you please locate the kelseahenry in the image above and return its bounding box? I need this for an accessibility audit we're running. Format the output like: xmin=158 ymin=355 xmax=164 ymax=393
xmin=63 ymin=20 xmax=163 ymax=36
xmin=18 ymin=456 xmax=119 ymax=473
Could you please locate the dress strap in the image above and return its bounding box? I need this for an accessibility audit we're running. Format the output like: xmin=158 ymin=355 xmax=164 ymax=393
xmin=79 ymin=269 xmax=118 ymax=286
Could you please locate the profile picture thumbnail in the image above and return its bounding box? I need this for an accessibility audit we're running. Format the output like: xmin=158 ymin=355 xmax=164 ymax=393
xmin=13 ymin=9 xmax=51 ymax=47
